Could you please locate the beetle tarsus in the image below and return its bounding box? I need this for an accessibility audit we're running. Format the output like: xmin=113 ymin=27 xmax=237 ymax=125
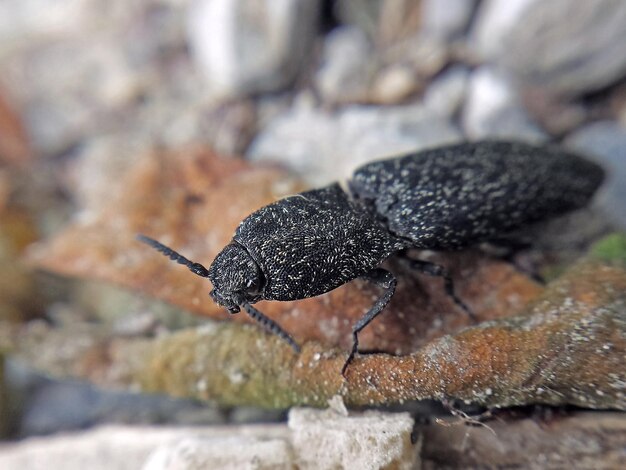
xmin=341 ymin=268 xmax=397 ymax=377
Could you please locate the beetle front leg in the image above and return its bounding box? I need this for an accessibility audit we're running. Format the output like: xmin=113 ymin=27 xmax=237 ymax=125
xmin=399 ymin=252 xmax=476 ymax=321
xmin=342 ymin=268 xmax=397 ymax=377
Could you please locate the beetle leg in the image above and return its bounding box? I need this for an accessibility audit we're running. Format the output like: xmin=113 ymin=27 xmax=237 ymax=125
xmin=342 ymin=268 xmax=397 ymax=377
xmin=482 ymin=239 xmax=545 ymax=284
xmin=241 ymin=302 xmax=301 ymax=353
xmin=399 ymin=253 xmax=476 ymax=321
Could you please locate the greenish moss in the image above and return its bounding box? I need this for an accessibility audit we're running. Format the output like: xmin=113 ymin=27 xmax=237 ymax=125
xmin=590 ymin=233 xmax=626 ymax=265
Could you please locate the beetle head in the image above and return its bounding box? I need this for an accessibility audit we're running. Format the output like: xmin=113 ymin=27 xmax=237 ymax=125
xmin=136 ymin=234 xmax=264 ymax=314
xmin=208 ymin=243 xmax=264 ymax=312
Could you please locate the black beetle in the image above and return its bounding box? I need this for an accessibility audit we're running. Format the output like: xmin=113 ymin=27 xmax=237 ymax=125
xmin=138 ymin=140 xmax=604 ymax=375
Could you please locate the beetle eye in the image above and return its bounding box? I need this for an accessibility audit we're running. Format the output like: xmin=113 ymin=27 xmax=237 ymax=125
xmin=246 ymin=279 xmax=261 ymax=294
xmin=228 ymin=306 xmax=240 ymax=314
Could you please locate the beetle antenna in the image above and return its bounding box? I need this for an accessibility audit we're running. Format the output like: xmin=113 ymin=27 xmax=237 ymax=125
xmin=136 ymin=234 xmax=210 ymax=278
xmin=241 ymin=302 xmax=301 ymax=353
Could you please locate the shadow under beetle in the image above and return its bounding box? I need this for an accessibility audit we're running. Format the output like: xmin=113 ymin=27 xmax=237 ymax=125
xmin=138 ymin=140 xmax=604 ymax=376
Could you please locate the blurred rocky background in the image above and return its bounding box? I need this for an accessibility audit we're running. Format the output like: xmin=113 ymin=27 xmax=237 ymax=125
xmin=0 ymin=0 xmax=625 ymax=468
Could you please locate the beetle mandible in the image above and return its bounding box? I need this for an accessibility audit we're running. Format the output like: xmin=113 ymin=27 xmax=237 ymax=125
xmin=138 ymin=140 xmax=604 ymax=375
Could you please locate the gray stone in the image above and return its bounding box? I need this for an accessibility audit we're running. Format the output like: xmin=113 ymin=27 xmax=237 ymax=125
xmin=188 ymin=0 xmax=319 ymax=99
xmin=472 ymin=0 xmax=626 ymax=96
xmin=247 ymin=101 xmax=462 ymax=185
xmin=5 ymin=360 xmax=225 ymax=438
xmin=315 ymin=26 xmax=374 ymax=104
xmin=423 ymin=65 xmax=470 ymax=118
xmin=421 ymin=0 xmax=478 ymax=41
xmin=336 ymin=1 xmax=449 ymax=80
xmin=469 ymin=0 xmax=538 ymax=59
xmin=314 ymin=25 xmax=421 ymax=105
xmin=565 ymin=121 xmax=626 ymax=228
xmin=333 ymin=0 xmax=382 ymax=39
xmin=461 ymin=66 xmax=547 ymax=142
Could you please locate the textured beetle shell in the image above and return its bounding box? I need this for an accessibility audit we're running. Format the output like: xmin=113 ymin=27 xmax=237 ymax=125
xmin=233 ymin=183 xmax=407 ymax=301
xmin=349 ymin=141 xmax=605 ymax=249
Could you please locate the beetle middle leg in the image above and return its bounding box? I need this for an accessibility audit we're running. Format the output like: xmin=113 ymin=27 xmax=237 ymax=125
xmin=482 ymin=238 xmax=545 ymax=284
xmin=342 ymin=268 xmax=397 ymax=377
xmin=399 ymin=252 xmax=476 ymax=321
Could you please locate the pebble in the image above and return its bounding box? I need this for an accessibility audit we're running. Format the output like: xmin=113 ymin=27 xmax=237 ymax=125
xmin=315 ymin=26 xmax=374 ymax=104
xmin=423 ymin=65 xmax=470 ymax=118
xmin=566 ymin=121 xmax=626 ymax=228
xmin=370 ymin=64 xmax=419 ymax=104
xmin=5 ymin=360 xmax=225 ymax=438
xmin=469 ymin=0 xmax=538 ymax=59
xmin=461 ymin=66 xmax=547 ymax=141
xmin=421 ymin=0 xmax=478 ymax=41
xmin=188 ymin=0 xmax=319 ymax=99
xmin=289 ymin=407 xmax=418 ymax=469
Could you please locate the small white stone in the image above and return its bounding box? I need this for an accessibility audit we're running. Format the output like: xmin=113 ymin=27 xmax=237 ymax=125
xmin=188 ymin=0 xmax=319 ymax=99
xmin=469 ymin=0 xmax=539 ymax=59
xmin=288 ymin=407 xmax=419 ymax=469
xmin=315 ymin=26 xmax=373 ymax=103
xmin=461 ymin=66 xmax=546 ymax=142
xmin=423 ymin=65 xmax=470 ymax=118
xmin=421 ymin=0 xmax=478 ymax=40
